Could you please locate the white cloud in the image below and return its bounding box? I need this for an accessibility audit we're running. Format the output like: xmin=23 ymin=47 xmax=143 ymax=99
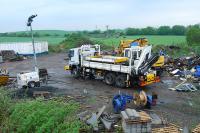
xmin=0 ymin=0 xmax=200 ymax=32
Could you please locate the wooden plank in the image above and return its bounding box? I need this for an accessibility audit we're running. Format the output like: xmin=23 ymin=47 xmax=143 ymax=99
xmin=152 ymin=125 xmax=181 ymax=133
xmin=192 ymin=123 xmax=200 ymax=133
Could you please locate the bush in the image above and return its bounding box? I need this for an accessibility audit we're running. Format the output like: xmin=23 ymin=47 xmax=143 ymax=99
xmin=60 ymin=33 xmax=94 ymax=49
xmin=186 ymin=25 xmax=200 ymax=45
xmin=5 ymin=99 xmax=85 ymax=133
xmin=0 ymin=88 xmax=12 ymax=128
xmin=48 ymin=45 xmax=64 ymax=53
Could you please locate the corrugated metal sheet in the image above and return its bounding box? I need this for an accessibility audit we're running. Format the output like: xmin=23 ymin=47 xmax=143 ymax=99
xmin=0 ymin=41 xmax=48 ymax=55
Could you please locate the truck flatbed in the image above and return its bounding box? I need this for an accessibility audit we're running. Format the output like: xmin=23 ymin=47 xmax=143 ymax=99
xmin=85 ymin=56 xmax=128 ymax=64
xmin=82 ymin=60 xmax=131 ymax=74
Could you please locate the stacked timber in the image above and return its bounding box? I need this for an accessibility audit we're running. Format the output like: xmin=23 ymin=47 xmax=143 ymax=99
xmin=121 ymin=108 xmax=151 ymax=133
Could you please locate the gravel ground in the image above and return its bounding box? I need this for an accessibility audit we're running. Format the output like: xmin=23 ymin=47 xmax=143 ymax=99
xmin=2 ymin=53 xmax=200 ymax=130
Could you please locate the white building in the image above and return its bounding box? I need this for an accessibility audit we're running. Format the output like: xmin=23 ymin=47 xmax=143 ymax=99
xmin=0 ymin=41 xmax=48 ymax=55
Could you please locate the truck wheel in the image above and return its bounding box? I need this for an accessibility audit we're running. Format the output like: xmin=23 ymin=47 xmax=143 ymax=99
xmin=35 ymin=82 xmax=40 ymax=87
xmin=71 ymin=67 xmax=80 ymax=78
xmin=28 ymin=81 xmax=36 ymax=88
xmin=115 ymin=75 xmax=127 ymax=88
xmin=104 ymin=73 xmax=116 ymax=85
xmin=156 ymin=69 xmax=163 ymax=76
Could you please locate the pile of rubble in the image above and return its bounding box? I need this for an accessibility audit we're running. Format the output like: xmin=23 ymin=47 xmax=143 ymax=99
xmin=78 ymin=106 xmax=175 ymax=132
xmin=165 ymin=55 xmax=200 ymax=92
xmin=166 ymin=55 xmax=200 ymax=79
xmin=0 ymin=50 xmax=24 ymax=62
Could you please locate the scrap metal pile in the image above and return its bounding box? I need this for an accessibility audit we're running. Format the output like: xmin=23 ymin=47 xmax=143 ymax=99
xmin=165 ymin=55 xmax=200 ymax=92
xmin=166 ymin=55 xmax=200 ymax=78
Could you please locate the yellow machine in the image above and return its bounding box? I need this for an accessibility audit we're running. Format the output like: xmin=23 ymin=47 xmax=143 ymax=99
xmin=118 ymin=38 xmax=148 ymax=55
xmin=0 ymin=75 xmax=9 ymax=86
xmin=0 ymin=68 xmax=9 ymax=86
xmin=152 ymin=56 xmax=165 ymax=67
xmin=118 ymin=38 xmax=164 ymax=68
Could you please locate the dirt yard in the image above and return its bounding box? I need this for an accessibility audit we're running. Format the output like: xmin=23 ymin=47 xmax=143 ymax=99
xmin=2 ymin=53 xmax=200 ymax=130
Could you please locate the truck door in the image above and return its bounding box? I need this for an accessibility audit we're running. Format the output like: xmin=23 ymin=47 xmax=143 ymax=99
xmin=69 ymin=49 xmax=80 ymax=65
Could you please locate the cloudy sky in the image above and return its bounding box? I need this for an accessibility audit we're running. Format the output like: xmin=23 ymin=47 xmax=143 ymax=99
xmin=0 ymin=0 xmax=199 ymax=32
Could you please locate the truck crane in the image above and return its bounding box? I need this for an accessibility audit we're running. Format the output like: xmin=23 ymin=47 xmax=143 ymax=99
xmin=65 ymin=44 xmax=160 ymax=88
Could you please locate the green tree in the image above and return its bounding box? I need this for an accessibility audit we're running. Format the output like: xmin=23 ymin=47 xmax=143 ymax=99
xmin=33 ymin=32 xmax=40 ymax=37
xmin=172 ymin=25 xmax=186 ymax=35
xmin=126 ymin=28 xmax=140 ymax=35
xmin=140 ymin=27 xmax=157 ymax=35
xmin=44 ymin=33 xmax=50 ymax=36
xmin=89 ymin=30 xmax=101 ymax=34
xmin=186 ymin=25 xmax=200 ymax=45
xmin=61 ymin=33 xmax=94 ymax=49
xmin=157 ymin=26 xmax=171 ymax=35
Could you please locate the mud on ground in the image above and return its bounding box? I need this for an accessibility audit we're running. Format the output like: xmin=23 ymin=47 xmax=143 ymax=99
xmin=2 ymin=53 xmax=200 ymax=130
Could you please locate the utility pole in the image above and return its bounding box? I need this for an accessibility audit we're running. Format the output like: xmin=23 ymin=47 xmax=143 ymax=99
xmin=27 ymin=14 xmax=38 ymax=71
xmin=106 ymin=25 xmax=109 ymax=38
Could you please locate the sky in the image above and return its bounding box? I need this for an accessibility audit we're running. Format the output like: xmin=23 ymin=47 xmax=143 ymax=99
xmin=0 ymin=0 xmax=200 ymax=32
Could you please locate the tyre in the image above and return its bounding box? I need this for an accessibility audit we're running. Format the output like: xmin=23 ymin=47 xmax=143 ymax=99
xmin=71 ymin=67 xmax=80 ymax=78
xmin=35 ymin=82 xmax=41 ymax=87
xmin=156 ymin=69 xmax=163 ymax=76
xmin=28 ymin=81 xmax=36 ymax=88
xmin=104 ymin=72 xmax=116 ymax=85
xmin=115 ymin=75 xmax=127 ymax=88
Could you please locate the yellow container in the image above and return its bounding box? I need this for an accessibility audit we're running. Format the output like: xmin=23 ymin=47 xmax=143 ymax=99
xmin=153 ymin=56 xmax=164 ymax=67
xmin=0 ymin=75 xmax=9 ymax=86
xmin=146 ymin=73 xmax=155 ymax=82
xmin=64 ymin=65 xmax=70 ymax=70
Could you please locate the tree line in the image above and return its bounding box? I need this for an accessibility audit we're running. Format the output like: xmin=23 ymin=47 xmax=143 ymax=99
xmin=0 ymin=32 xmax=60 ymax=37
xmin=126 ymin=25 xmax=186 ymax=36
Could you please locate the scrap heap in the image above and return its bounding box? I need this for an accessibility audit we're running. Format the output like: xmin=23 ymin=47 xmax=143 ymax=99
xmin=166 ymin=55 xmax=200 ymax=79
xmin=165 ymin=55 xmax=200 ymax=92
xmin=0 ymin=50 xmax=23 ymax=62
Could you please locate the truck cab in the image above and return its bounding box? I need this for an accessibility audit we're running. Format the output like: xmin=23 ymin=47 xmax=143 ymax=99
xmin=68 ymin=48 xmax=80 ymax=66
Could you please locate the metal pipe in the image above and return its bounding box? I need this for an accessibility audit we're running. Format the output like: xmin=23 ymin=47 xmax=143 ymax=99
xmin=30 ymin=25 xmax=37 ymax=71
xmin=27 ymin=14 xmax=38 ymax=71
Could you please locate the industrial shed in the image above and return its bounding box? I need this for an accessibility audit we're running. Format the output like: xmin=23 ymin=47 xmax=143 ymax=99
xmin=0 ymin=41 xmax=48 ymax=55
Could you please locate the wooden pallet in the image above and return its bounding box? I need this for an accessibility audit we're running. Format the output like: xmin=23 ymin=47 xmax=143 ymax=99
xmin=192 ymin=124 xmax=200 ymax=133
xmin=152 ymin=124 xmax=181 ymax=133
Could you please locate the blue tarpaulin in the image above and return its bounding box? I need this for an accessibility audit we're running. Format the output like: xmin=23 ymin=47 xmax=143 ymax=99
xmin=194 ymin=65 xmax=200 ymax=77
xmin=131 ymin=42 xmax=139 ymax=46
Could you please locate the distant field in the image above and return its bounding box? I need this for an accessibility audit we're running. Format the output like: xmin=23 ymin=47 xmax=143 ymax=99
xmin=91 ymin=35 xmax=186 ymax=46
xmin=0 ymin=35 xmax=186 ymax=46
xmin=7 ymin=30 xmax=75 ymax=36
xmin=0 ymin=37 xmax=65 ymax=45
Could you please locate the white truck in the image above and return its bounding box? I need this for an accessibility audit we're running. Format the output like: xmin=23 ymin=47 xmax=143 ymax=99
xmin=65 ymin=44 xmax=160 ymax=88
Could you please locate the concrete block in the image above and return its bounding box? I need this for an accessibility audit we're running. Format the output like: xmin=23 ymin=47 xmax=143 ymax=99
xmin=121 ymin=111 xmax=128 ymax=120
xmin=125 ymin=108 xmax=140 ymax=120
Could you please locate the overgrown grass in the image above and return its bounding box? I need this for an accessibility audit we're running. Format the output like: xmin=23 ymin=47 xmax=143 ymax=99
xmin=0 ymin=88 xmax=88 ymax=133
xmin=0 ymin=88 xmax=12 ymax=129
